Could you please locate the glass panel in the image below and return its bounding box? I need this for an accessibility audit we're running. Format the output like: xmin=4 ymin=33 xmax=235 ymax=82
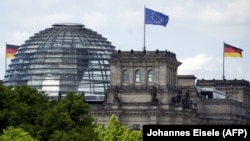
xmin=123 ymin=70 xmax=129 ymax=82
xmin=148 ymin=70 xmax=154 ymax=82
xmin=135 ymin=70 xmax=141 ymax=82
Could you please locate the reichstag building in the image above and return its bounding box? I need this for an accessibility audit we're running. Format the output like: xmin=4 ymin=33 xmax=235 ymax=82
xmin=3 ymin=23 xmax=250 ymax=125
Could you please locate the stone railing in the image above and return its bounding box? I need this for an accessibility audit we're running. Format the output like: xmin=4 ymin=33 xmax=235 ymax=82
xmin=197 ymin=99 xmax=248 ymax=117
xmin=197 ymin=79 xmax=250 ymax=86
xmin=111 ymin=49 xmax=177 ymax=59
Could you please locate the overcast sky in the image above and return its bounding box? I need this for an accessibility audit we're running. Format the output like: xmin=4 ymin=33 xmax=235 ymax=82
xmin=1 ymin=0 xmax=250 ymax=81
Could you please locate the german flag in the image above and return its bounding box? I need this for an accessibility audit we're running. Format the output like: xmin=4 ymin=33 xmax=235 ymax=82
xmin=6 ymin=44 xmax=19 ymax=58
xmin=224 ymin=43 xmax=243 ymax=58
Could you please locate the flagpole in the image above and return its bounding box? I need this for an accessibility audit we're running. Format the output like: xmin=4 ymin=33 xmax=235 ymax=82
xmin=143 ymin=5 xmax=146 ymax=50
xmin=222 ymin=42 xmax=225 ymax=80
xmin=5 ymin=43 xmax=7 ymax=73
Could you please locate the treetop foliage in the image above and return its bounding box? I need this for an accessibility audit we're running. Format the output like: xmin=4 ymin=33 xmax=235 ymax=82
xmin=0 ymin=84 xmax=142 ymax=141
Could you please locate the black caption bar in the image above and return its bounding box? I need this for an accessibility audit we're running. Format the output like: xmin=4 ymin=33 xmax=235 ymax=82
xmin=143 ymin=125 xmax=250 ymax=141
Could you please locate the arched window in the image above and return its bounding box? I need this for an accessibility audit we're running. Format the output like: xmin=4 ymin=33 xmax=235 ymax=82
xmin=148 ymin=70 xmax=154 ymax=82
xmin=123 ymin=70 xmax=129 ymax=82
xmin=135 ymin=70 xmax=141 ymax=82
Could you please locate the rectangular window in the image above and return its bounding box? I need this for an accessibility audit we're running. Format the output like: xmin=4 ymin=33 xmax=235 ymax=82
xmin=135 ymin=70 xmax=141 ymax=82
xmin=123 ymin=70 xmax=129 ymax=82
xmin=148 ymin=70 xmax=154 ymax=82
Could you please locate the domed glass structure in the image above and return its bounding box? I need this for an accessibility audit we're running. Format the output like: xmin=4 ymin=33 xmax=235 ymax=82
xmin=3 ymin=23 xmax=115 ymax=101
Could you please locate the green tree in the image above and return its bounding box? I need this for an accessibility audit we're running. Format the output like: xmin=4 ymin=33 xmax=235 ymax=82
xmin=95 ymin=114 xmax=142 ymax=141
xmin=0 ymin=84 xmax=53 ymax=139
xmin=0 ymin=126 xmax=37 ymax=141
xmin=0 ymin=84 xmax=14 ymax=130
xmin=0 ymin=84 xmax=100 ymax=141
xmin=41 ymin=92 xmax=99 ymax=141
xmin=0 ymin=84 xmax=142 ymax=141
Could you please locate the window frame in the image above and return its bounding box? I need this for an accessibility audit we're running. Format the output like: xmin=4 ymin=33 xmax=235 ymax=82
xmin=148 ymin=69 xmax=154 ymax=82
xmin=122 ymin=70 xmax=129 ymax=82
xmin=135 ymin=69 xmax=141 ymax=82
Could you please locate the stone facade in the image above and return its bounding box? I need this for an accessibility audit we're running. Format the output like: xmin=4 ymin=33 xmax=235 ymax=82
xmin=196 ymin=79 xmax=250 ymax=124
xmin=90 ymin=50 xmax=250 ymax=128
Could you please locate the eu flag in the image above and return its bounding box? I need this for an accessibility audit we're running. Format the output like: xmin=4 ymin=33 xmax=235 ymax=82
xmin=145 ymin=8 xmax=169 ymax=27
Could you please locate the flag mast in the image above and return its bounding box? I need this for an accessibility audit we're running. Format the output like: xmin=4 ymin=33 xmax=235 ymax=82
xmin=143 ymin=5 xmax=146 ymax=51
xmin=5 ymin=43 xmax=7 ymax=73
xmin=222 ymin=42 xmax=225 ymax=80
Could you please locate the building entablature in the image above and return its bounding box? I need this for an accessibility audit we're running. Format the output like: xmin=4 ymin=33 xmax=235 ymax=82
xmin=112 ymin=49 xmax=176 ymax=57
xmin=110 ymin=49 xmax=181 ymax=64
xmin=197 ymin=79 xmax=250 ymax=87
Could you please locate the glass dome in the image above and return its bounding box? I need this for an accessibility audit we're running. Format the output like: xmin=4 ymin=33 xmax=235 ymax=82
xmin=3 ymin=23 xmax=115 ymax=101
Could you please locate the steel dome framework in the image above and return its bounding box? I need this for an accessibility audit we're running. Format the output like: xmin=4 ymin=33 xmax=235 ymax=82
xmin=3 ymin=23 xmax=115 ymax=101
